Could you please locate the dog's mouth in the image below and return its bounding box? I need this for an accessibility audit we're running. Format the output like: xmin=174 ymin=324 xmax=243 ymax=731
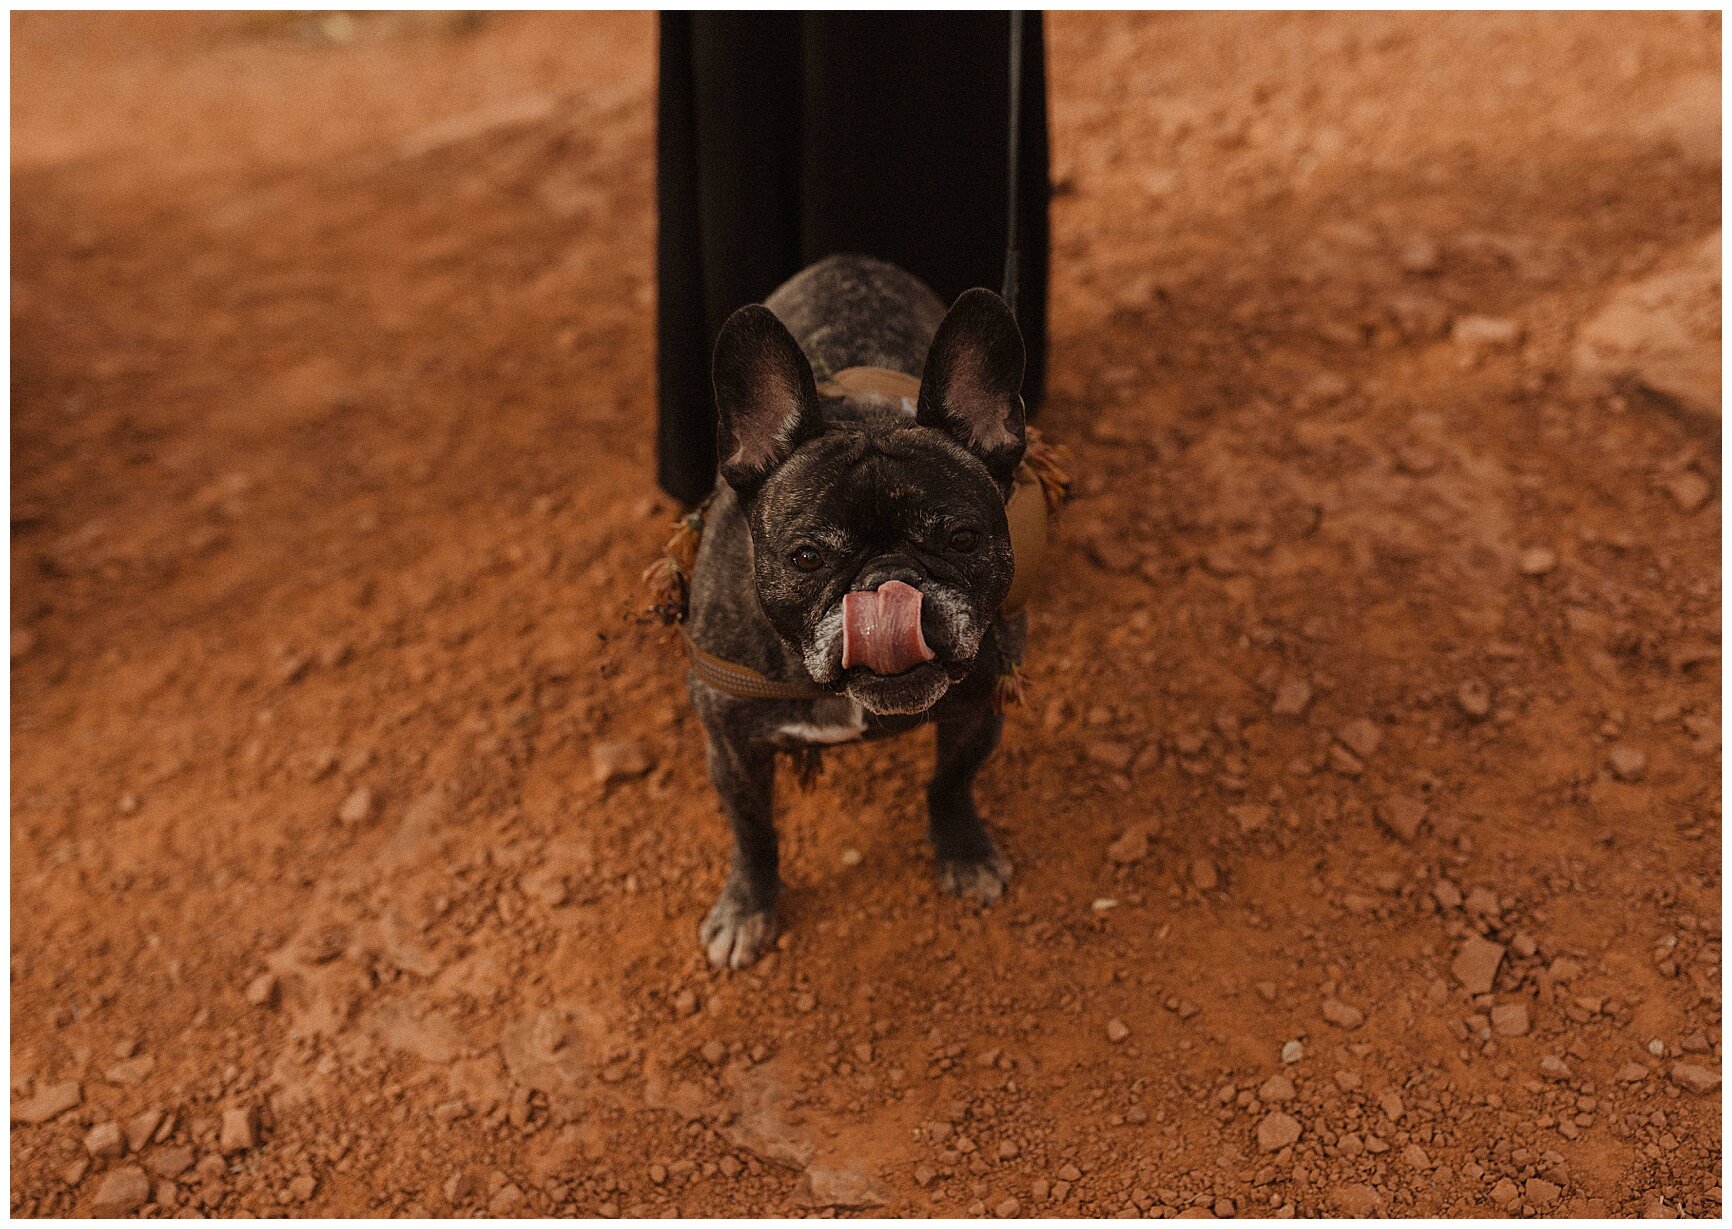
xmin=842 ymin=659 xmax=955 ymax=715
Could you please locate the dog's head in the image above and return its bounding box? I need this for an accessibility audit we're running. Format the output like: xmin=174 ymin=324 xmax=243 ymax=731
xmin=712 ymin=290 xmax=1026 ymax=716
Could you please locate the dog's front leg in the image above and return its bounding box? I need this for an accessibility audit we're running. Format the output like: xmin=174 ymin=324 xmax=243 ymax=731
xmin=698 ymin=731 xmax=780 ymax=969
xmin=928 ymin=698 xmax=1012 ymax=904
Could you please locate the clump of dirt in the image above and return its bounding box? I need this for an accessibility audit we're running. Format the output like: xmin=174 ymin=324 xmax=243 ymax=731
xmin=11 ymin=10 xmax=1720 ymax=1218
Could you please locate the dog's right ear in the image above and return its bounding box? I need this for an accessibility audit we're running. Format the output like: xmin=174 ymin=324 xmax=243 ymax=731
xmin=712 ymin=305 xmax=822 ymax=495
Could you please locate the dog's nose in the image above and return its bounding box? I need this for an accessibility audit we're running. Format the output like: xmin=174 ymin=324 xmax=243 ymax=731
xmin=852 ymin=555 xmax=923 ymax=594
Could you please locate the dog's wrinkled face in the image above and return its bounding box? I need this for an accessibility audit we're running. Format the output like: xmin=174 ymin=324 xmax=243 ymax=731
xmin=712 ymin=290 xmax=1027 ymax=715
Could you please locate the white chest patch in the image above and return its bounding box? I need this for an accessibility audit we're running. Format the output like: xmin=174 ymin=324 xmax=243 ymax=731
xmin=777 ymin=702 xmax=867 ymax=745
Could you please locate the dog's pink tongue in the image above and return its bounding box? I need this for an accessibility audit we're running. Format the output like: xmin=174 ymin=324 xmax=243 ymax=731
xmin=841 ymin=580 xmax=935 ymax=675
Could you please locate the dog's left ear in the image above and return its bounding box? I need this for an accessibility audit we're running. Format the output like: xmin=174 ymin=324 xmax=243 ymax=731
xmin=712 ymin=305 xmax=823 ymax=497
xmin=917 ymin=288 xmax=1027 ymax=493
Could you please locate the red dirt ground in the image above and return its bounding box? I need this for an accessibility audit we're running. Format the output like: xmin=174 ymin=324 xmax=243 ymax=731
xmin=11 ymin=11 xmax=1721 ymax=1218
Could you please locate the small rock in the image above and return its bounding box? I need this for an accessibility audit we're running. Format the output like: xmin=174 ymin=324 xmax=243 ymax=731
xmin=1259 ymin=1075 xmax=1295 ymax=1103
xmin=1663 ymin=470 xmax=1712 ymax=512
xmin=1457 ymin=680 xmax=1492 ymax=718
xmin=1337 ymin=719 xmax=1382 ymax=759
xmin=1452 ymin=935 xmax=1505 ymax=994
xmin=1280 ymin=1039 xmax=1304 ymax=1065
xmin=1402 ymin=1144 xmax=1431 ymax=1170
xmin=12 ymin=627 xmax=37 ymax=660
xmin=590 ymin=740 xmax=651 ymax=787
xmin=146 ymin=1147 xmax=194 ymax=1179
xmin=1490 ymin=1002 xmax=1530 ymax=1036
xmin=1106 ymin=1019 xmax=1131 ymax=1044
xmin=245 ymin=973 xmax=279 ymax=1008
xmin=1489 ymin=1178 xmax=1521 ymax=1209
xmin=1398 ymin=238 xmax=1441 ymax=275
xmin=1617 ymin=1062 xmax=1650 ymax=1083
xmin=337 ymin=786 xmax=374 ymax=824
xmin=1607 ymin=744 xmax=1647 ymax=781
xmin=12 ymin=1080 xmax=81 ymax=1124
xmin=488 ymin=1183 xmax=524 ymax=1216
xmin=1271 ymin=678 xmax=1312 ymax=718
xmin=1332 ymin=1182 xmax=1382 ymax=1217
xmin=1190 ymin=858 xmax=1219 ymax=892
xmin=1452 ymin=315 xmax=1523 ymax=349
xmin=1086 ymin=739 xmax=1136 ymax=772
xmin=1106 ymin=829 xmax=1149 ymax=866
xmin=1376 ymin=797 xmax=1426 ymax=842
xmin=91 ymin=1166 xmax=151 ymax=1214
xmin=1321 ymin=998 xmax=1365 ymax=1029
xmin=995 ymin=1196 xmax=1021 ymax=1217
xmin=219 ymin=1106 xmax=258 ymax=1155
xmin=1540 ymin=1055 xmax=1572 ymax=1080
xmin=124 ymin=1110 xmax=165 ymax=1153
xmin=288 ymin=1175 xmax=318 ymax=1202
xmin=1256 ymin=1111 xmax=1302 ymax=1153
xmin=1525 ymin=1178 xmax=1562 ymax=1207
xmin=1518 ymin=546 xmax=1558 ymax=576
xmin=104 ymin=1056 xmax=154 ymax=1085
xmin=85 ymin=1122 xmax=126 ymax=1159
xmin=1669 ymin=1062 xmax=1720 ymax=1095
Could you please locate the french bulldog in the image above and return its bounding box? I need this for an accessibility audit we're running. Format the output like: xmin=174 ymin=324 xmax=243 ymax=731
xmin=684 ymin=253 xmax=1029 ymax=969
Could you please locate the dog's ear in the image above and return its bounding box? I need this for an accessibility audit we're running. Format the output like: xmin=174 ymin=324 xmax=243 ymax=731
xmin=712 ymin=305 xmax=822 ymax=496
xmin=917 ymin=289 xmax=1027 ymax=492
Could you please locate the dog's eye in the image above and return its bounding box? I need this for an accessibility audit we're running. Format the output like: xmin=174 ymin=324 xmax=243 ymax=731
xmin=789 ymin=545 xmax=824 ymax=573
xmin=948 ymin=528 xmax=979 ymax=552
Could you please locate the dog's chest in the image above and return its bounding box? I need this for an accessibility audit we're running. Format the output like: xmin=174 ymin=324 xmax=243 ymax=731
xmin=775 ymin=697 xmax=868 ymax=746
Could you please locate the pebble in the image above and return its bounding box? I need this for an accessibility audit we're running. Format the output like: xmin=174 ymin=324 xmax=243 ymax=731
xmin=245 ymin=973 xmax=279 ymax=1008
xmin=1489 ymin=1178 xmax=1521 ymax=1208
xmin=700 ymin=1040 xmax=726 ymax=1066
xmin=337 ymin=787 xmax=374 ymax=824
xmin=1106 ymin=1019 xmax=1131 ymax=1044
xmin=1376 ymin=797 xmax=1426 ymax=842
xmin=91 ymin=1166 xmax=151 ymax=1214
xmin=124 ymin=1110 xmax=165 ymax=1153
xmin=1517 ymin=546 xmax=1557 ymax=576
xmin=12 ymin=1080 xmax=81 ymax=1124
xmin=1525 ymin=1178 xmax=1562 ymax=1207
xmin=1663 ymin=470 xmax=1711 ymax=512
xmin=146 ymin=1147 xmax=194 ymax=1179
xmin=1086 ymin=739 xmax=1136 ymax=772
xmin=1281 ymin=1040 xmax=1304 ymax=1065
xmin=1337 ymin=719 xmax=1382 ymax=759
xmin=1490 ymin=1003 xmax=1530 ymax=1036
xmin=85 ymin=1122 xmax=125 ymax=1159
xmin=1457 ymin=680 xmax=1492 ymax=718
xmin=1606 ymin=745 xmax=1647 ymax=781
xmin=1451 ymin=314 xmax=1523 ymax=349
xmin=590 ymin=740 xmax=651 ymax=786
xmin=1616 ymin=1062 xmax=1650 ymax=1083
xmin=995 ymin=1196 xmax=1021 ymax=1217
xmin=288 ymin=1175 xmax=318 ymax=1203
xmin=1256 ymin=1111 xmax=1301 ymax=1152
xmin=1271 ymin=679 xmax=1312 ymax=718
xmin=1331 ymin=1182 xmax=1381 ymax=1216
xmin=1106 ymin=828 xmax=1150 ymax=866
xmin=1190 ymin=858 xmax=1219 ymax=892
xmin=1321 ymin=998 xmax=1365 ymax=1029
xmin=1258 ymin=1075 xmax=1295 ymax=1103
xmin=1669 ymin=1063 xmax=1719 ymax=1094
xmin=219 ymin=1106 xmax=258 ymax=1154
xmin=1452 ymin=935 xmax=1505 ymax=994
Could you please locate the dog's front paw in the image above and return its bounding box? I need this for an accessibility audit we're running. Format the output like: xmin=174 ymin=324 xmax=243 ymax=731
xmin=937 ymin=847 xmax=1013 ymax=905
xmin=700 ymin=886 xmax=778 ymax=970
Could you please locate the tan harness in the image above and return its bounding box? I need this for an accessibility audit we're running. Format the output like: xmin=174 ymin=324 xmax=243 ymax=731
xmin=653 ymin=366 xmax=1065 ymax=703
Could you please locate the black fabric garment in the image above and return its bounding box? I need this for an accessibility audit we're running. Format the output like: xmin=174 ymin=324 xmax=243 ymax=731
xmin=656 ymin=11 xmax=1050 ymax=506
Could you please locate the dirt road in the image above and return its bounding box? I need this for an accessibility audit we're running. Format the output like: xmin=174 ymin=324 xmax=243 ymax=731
xmin=11 ymin=11 xmax=1720 ymax=1217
